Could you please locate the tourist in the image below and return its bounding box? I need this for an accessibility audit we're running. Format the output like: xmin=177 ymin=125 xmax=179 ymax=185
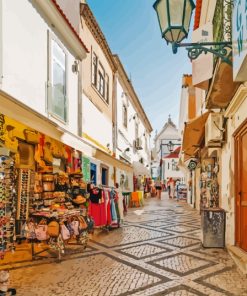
xmin=170 ymin=178 xmax=175 ymax=199
xmin=155 ymin=178 xmax=162 ymax=200
xmin=167 ymin=177 xmax=171 ymax=198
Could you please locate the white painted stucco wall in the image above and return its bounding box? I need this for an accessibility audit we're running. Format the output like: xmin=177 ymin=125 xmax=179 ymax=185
xmin=115 ymin=78 xmax=151 ymax=167
xmin=82 ymin=94 xmax=113 ymax=151
xmin=163 ymin=158 xmax=185 ymax=181
xmin=1 ymin=0 xmax=79 ymax=136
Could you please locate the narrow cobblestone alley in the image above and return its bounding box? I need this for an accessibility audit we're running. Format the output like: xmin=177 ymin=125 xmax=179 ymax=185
xmin=9 ymin=194 xmax=247 ymax=296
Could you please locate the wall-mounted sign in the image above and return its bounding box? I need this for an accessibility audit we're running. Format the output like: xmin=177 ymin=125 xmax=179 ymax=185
xmin=82 ymin=156 xmax=90 ymax=182
xmin=233 ymin=0 xmax=247 ymax=81
xmin=192 ymin=22 xmax=213 ymax=90
xmin=187 ymin=159 xmax=197 ymax=171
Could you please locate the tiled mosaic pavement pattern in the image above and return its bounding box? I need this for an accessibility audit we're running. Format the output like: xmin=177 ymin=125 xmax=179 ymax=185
xmin=9 ymin=193 xmax=247 ymax=295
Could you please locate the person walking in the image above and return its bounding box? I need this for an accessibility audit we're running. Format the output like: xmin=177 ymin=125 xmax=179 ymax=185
xmin=155 ymin=178 xmax=162 ymax=200
xmin=167 ymin=177 xmax=171 ymax=198
xmin=175 ymin=179 xmax=180 ymax=201
xmin=170 ymin=178 xmax=175 ymax=199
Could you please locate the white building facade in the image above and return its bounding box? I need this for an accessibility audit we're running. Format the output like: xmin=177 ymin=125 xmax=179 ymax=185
xmin=152 ymin=116 xmax=183 ymax=182
xmin=0 ymin=0 xmax=94 ymax=156
xmin=113 ymin=55 xmax=152 ymax=191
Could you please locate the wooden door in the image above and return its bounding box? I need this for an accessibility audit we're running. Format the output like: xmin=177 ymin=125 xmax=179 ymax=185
xmin=235 ymin=123 xmax=247 ymax=252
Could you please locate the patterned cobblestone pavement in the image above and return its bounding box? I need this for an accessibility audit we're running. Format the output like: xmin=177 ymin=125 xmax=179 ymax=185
xmin=8 ymin=193 xmax=247 ymax=295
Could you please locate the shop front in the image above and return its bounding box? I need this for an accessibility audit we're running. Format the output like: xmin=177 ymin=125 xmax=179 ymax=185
xmin=224 ymin=84 xmax=247 ymax=271
xmin=182 ymin=111 xmax=226 ymax=247
xmin=182 ymin=112 xmax=210 ymax=209
xmin=0 ymin=111 xmax=98 ymax=266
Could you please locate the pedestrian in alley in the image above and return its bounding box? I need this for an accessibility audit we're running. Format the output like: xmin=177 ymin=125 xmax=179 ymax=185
xmin=167 ymin=177 xmax=175 ymax=199
xmin=170 ymin=177 xmax=175 ymax=199
xmin=167 ymin=177 xmax=171 ymax=198
xmin=155 ymin=177 xmax=162 ymax=200
xmin=175 ymin=179 xmax=180 ymax=201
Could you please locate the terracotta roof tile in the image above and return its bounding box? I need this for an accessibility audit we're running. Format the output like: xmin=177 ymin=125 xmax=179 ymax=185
xmin=51 ymin=0 xmax=89 ymax=53
xmin=164 ymin=146 xmax=181 ymax=159
xmin=194 ymin=0 xmax=202 ymax=30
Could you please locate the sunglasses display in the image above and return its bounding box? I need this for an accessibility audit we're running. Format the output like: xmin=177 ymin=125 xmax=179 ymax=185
xmin=17 ymin=169 xmax=33 ymax=221
xmin=0 ymin=155 xmax=16 ymax=259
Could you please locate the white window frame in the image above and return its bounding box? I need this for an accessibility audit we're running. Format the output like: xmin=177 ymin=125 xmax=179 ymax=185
xmin=91 ymin=52 xmax=98 ymax=87
xmin=122 ymin=103 xmax=128 ymax=129
xmin=47 ymin=31 xmax=68 ymax=123
xmin=91 ymin=51 xmax=109 ymax=104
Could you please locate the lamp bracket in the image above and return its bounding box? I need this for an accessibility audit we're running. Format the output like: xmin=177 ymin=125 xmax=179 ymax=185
xmin=172 ymin=41 xmax=232 ymax=66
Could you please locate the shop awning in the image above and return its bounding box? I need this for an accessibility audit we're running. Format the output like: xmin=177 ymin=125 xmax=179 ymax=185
xmin=133 ymin=161 xmax=150 ymax=176
xmin=94 ymin=149 xmax=133 ymax=173
xmin=182 ymin=112 xmax=210 ymax=161
xmin=206 ymin=60 xmax=240 ymax=109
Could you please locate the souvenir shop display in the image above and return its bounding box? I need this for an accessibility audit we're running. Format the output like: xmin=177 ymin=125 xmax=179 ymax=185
xmin=200 ymin=158 xmax=219 ymax=209
xmin=200 ymin=157 xmax=225 ymax=248
xmin=26 ymin=171 xmax=93 ymax=259
xmin=88 ymin=185 xmax=123 ymax=230
xmin=0 ymin=113 xmax=131 ymax=266
xmin=17 ymin=169 xmax=34 ymax=221
xmin=0 ymin=270 xmax=16 ymax=295
xmin=0 ymin=155 xmax=16 ymax=260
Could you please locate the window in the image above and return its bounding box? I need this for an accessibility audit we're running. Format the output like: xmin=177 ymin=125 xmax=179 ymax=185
xmin=172 ymin=160 xmax=178 ymax=171
xmin=91 ymin=52 xmax=109 ymax=103
xmin=90 ymin=163 xmax=97 ymax=185
xmin=105 ymin=74 xmax=109 ymax=103
xmin=92 ymin=53 xmax=97 ymax=86
xmin=135 ymin=122 xmax=139 ymax=140
xmin=123 ymin=104 xmax=128 ymax=128
xmin=98 ymin=63 xmax=105 ymax=97
xmin=49 ymin=38 xmax=67 ymax=122
xmin=101 ymin=165 xmax=109 ymax=186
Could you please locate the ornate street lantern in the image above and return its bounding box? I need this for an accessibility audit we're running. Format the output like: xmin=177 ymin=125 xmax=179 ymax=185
xmin=153 ymin=0 xmax=232 ymax=65
xmin=167 ymin=140 xmax=174 ymax=152
xmin=153 ymin=0 xmax=195 ymax=44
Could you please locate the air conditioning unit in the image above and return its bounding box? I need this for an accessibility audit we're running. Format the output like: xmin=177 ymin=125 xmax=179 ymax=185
xmin=205 ymin=113 xmax=224 ymax=147
xmin=135 ymin=138 xmax=143 ymax=150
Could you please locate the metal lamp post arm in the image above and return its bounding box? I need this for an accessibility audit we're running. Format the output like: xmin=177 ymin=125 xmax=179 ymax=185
xmin=172 ymin=41 xmax=232 ymax=66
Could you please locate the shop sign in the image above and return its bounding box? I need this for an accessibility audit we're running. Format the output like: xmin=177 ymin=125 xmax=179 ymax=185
xmin=233 ymin=0 xmax=247 ymax=81
xmin=82 ymin=156 xmax=90 ymax=182
xmin=0 ymin=114 xmax=5 ymax=144
xmin=187 ymin=159 xmax=197 ymax=171
xmin=192 ymin=22 xmax=213 ymax=90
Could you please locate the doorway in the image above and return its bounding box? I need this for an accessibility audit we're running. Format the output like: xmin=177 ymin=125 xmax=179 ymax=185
xmin=235 ymin=121 xmax=247 ymax=252
xmin=90 ymin=163 xmax=97 ymax=185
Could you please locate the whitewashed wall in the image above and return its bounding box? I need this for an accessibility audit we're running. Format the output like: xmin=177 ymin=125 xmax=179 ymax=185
xmin=178 ymin=87 xmax=189 ymax=135
xmin=1 ymin=0 xmax=79 ymax=135
xmin=163 ymin=158 xmax=185 ymax=180
xmin=115 ymin=78 xmax=151 ymax=167
xmin=82 ymin=94 xmax=113 ymax=151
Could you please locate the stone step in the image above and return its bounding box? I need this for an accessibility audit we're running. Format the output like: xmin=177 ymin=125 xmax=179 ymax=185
xmin=227 ymin=245 xmax=247 ymax=275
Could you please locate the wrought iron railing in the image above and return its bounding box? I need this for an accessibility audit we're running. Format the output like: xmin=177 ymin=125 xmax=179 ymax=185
xmin=213 ymin=0 xmax=224 ymax=43
xmin=212 ymin=0 xmax=233 ymax=65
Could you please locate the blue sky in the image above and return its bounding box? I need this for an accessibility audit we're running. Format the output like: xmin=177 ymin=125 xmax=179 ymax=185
xmin=87 ymin=0 xmax=192 ymax=135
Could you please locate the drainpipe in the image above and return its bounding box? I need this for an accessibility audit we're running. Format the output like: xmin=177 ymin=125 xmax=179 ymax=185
xmin=112 ymin=72 xmax=118 ymax=156
xmin=77 ymin=59 xmax=82 ymax=137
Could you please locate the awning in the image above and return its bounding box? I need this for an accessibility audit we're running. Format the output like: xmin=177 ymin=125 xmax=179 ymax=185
xmin=133 ymin=161 xmax=150 ymax=176
xmin=94 ymin=149 xmax=133 ymax=173
xmin=206 ymin=60 xmax=240 ymax=109
xmin=0 ymin=91 xmax=95 ymax=157
xmin=182 ymin=112 xmax=210 ymax=161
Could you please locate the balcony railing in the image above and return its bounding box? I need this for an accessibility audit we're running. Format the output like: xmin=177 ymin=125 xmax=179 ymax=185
xmin=213 ymin=0 xmax=233 ymax=43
